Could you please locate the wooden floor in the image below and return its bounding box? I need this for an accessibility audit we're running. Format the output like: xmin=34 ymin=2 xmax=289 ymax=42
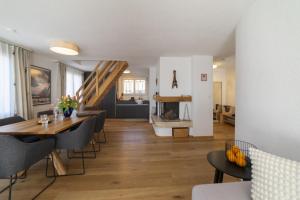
xmin=0 ymin=120 xmax=236 ymax=200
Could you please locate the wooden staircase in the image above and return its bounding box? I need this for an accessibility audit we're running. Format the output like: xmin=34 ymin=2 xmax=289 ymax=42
xmin=76 ymin=60 xmax=128 ymax=108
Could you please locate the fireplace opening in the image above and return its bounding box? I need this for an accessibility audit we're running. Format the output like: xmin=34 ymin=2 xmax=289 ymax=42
xmin=160 ymin=102 xmax=179 ymax=120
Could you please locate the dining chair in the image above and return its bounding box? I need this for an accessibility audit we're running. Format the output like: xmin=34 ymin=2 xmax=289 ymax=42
xmin=95 ymin=111 xmax=107 ymax=144
xmin=69 ymin=111 xmax=107 ymax=159
xmin=0 ymin=115 xmax=42 ymax=180
xmin=68 ymin=111 xmax=106 ymax=158
xmin=0 ymin=116 xmax=40 ymax=143
xmin=37 ymin=110 xmax=53 ymax=118
xmin=0 ymin=116 xmax=25 ymax=126
xmin=0 ymin=135 xmax=56 ymax=200
xmin=46 ymin=117 xmax=96 ymax=176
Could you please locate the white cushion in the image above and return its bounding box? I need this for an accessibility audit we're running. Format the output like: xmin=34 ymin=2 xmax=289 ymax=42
xmin=192 ymin=181 xmax=251 ymax=200
xmin=249 ymin=148 xmax=300 ymax=200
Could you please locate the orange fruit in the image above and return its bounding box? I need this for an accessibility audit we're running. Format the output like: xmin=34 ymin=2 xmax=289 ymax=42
xmin=236 ymin=157 xmax=247 ymax=167
xmin=231 ymin=145 xmax=240 ymax=154
xmin=236 ymin=151 xmax=246 ymax=159
xmin=226 ymin=150 xmax=236 ymax=162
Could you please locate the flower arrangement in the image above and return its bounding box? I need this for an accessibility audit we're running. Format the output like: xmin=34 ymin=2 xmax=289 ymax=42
xmin=57 ymin=95 xmax=78 ymax=117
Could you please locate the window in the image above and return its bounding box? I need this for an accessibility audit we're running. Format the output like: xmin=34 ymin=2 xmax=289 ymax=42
xmin=0 ymin=42 xmax=15 ymax=118
xmin=123 ymin=79 xmax=134 ymax=94
xmin=66 ymin=67 xmax=83 ymax=96
xmin=123 ymin=79 xmax=146 ymax=95
xmin=135 ymin=80 xmax=146 ymax=94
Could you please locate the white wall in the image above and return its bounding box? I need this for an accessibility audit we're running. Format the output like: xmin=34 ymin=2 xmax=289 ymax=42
xmin=149 ymin=66 xmax=158 ymax=121
xmin=224 ymin=56 xmax=235 ymax=106
xmin=159 ymin=57 xmax=192 ymax=96
xmin=154 ymin=56 xmax=213 ymax=136
xmin=236 ymin=0 xmax=300 ymax=161
xmin=190 ymin=56 xmax=213 ymax=136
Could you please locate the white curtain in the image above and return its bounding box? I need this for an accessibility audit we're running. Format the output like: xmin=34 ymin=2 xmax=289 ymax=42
xmin=0 ymin=42 xmax=15 ymax=118
xmin=66 ymin=67 xmax=83 ymax=97
xmin=14 ymin=46 xmax=33 ymax=119
xmin=58 ymin=62 xmax=67 ymax=96
xmin=135 ymin=80 xmax=146 ymax=94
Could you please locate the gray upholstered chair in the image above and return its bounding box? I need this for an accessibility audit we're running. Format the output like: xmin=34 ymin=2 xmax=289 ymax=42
xmin=0 ymin=116 xmax=40 ymax=143
xmin=0 ymin=135 xmax=56 ymax=200
xmin=95 ymin=111 xmax=107 ymax=144
xmin=0 ymin=116 xmax=25 ymax=126
xmin=69 ymin=111 xmax=106 ymax=158
xmin=37 ymin=110 xmax=53 ymax=118
xmin=46 ymin=117 xmax=96 ymax=176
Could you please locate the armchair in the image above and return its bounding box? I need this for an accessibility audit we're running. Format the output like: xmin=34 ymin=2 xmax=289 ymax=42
xmin=0 ymin=135 xmax=56 ymax=200
xmin=220 ymin=106 xmax=235 ymax=125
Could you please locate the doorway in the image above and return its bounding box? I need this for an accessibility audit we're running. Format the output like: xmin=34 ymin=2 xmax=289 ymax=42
xmin=213 ymin=82 xmax=222 ymax=122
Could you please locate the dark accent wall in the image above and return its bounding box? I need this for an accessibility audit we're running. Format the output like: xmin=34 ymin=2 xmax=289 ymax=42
xmin=99 ymin=85 xmax=116 ymax=118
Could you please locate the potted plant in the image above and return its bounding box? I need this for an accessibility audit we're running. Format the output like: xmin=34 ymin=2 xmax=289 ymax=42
xmin=58 ymin=95 xmax=78 ymax=118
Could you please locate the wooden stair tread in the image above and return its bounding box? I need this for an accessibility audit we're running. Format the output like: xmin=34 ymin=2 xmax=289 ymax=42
xmin=76 ymin=60 xmax=128 ymax=108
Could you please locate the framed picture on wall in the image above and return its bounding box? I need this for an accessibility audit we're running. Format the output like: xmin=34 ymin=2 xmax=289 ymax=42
xmin=201 ymin=73 xmax=207 ymax=81
xmin=30 ymin=65 xmax=51 ymax=105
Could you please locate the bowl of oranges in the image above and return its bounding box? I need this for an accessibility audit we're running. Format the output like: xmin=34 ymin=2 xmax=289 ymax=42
xmin=225 ymin=140 xmax=256 ymax=168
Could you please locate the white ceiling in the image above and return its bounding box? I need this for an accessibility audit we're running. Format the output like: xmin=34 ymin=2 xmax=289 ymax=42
xmin=0 ymin=0 xmax=254 ymax=71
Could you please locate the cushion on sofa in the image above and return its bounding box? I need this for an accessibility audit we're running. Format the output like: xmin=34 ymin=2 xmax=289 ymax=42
xmin=249 ymin=148 xmax=300 ymax=200
xmin=192 ymin=181 xmax=251 ymax=200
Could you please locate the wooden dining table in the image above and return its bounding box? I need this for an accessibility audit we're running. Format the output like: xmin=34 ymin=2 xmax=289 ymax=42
xmin=0 ymin=115 xmax=89 ymax=175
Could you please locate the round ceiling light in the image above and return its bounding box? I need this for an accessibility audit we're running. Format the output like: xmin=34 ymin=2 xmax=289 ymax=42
xmin=49 ymin=41 xmax=79 ymax=55
xmin=123 ymin=69 xmax=131 ymax=74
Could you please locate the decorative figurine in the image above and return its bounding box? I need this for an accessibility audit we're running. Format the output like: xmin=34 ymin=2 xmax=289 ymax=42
xmin=172 ymin=70 xmax=178 ymax=88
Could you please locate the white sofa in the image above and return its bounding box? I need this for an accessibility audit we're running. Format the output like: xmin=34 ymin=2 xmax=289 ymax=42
xmin=192 ymin=181 xmax=251 ymax=200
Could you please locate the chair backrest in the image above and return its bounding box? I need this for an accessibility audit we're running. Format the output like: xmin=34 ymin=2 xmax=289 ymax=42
xmin=0 ymin=116 xmax=25 ymax=126
xmin=0 ymin=135 xmax=55 ymax=178
xmin=0 ymin=135 xmax=27 ymax=178
xmin=223 ymin=105 xmax=231 ymax=112
xmin=56 ymin=116 xmax=97 ymax=150
xmin=37 ymin=110 xmax=53 ymax=118
xmin=95 ymin=111 xmax=106 ymax=132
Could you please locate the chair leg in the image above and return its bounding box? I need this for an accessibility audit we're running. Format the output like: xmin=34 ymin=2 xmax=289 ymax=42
xmin=32 ymin=154 xmax=56 ymax=200
xmin=0 ymin=175 xmax=17 ymax=196
xmin=103 ymin=129 xmax=107 ymax=143
xmin=8 ymin=175 xmax=13 ymax=200
xmin=81 ymin=152 xmax=85 ymax=175
xmin=69 ymin=141 xmax=97 ymax=159
xmin=96 ymin=129 xmax=107 ymax=144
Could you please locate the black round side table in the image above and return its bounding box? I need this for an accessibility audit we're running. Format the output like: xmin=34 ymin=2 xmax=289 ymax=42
xmin=207 ymin=150 xmax=252 ymax=183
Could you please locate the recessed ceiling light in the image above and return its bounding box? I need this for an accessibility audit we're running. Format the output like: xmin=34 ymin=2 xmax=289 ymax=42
xmin=49 ymin=41 xmax=79 ymax=55
xmin=123 ymin=69 xmax=131 ymax=74
xmin=1 ymin=26 xmax=16 ymax=33
xmin=213 ymin=64 xmax=218 ymax=69
xmin=5 ymin=27 xmax=16 ymax=32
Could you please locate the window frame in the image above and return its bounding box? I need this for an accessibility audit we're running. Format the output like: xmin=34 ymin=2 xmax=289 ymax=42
xmin=123 ymin=79 xmax=134 ymax=94
xmin=122 ymin=78 xmax=147 ymax=95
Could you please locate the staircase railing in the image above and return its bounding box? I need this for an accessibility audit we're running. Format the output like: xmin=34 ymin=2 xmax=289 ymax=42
xmin=76 ymin=60 xmax=128 ymax=108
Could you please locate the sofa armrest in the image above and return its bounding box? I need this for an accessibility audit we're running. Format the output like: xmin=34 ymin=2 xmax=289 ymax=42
xmin=192 ymin=182 xmax=251 ymax=200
